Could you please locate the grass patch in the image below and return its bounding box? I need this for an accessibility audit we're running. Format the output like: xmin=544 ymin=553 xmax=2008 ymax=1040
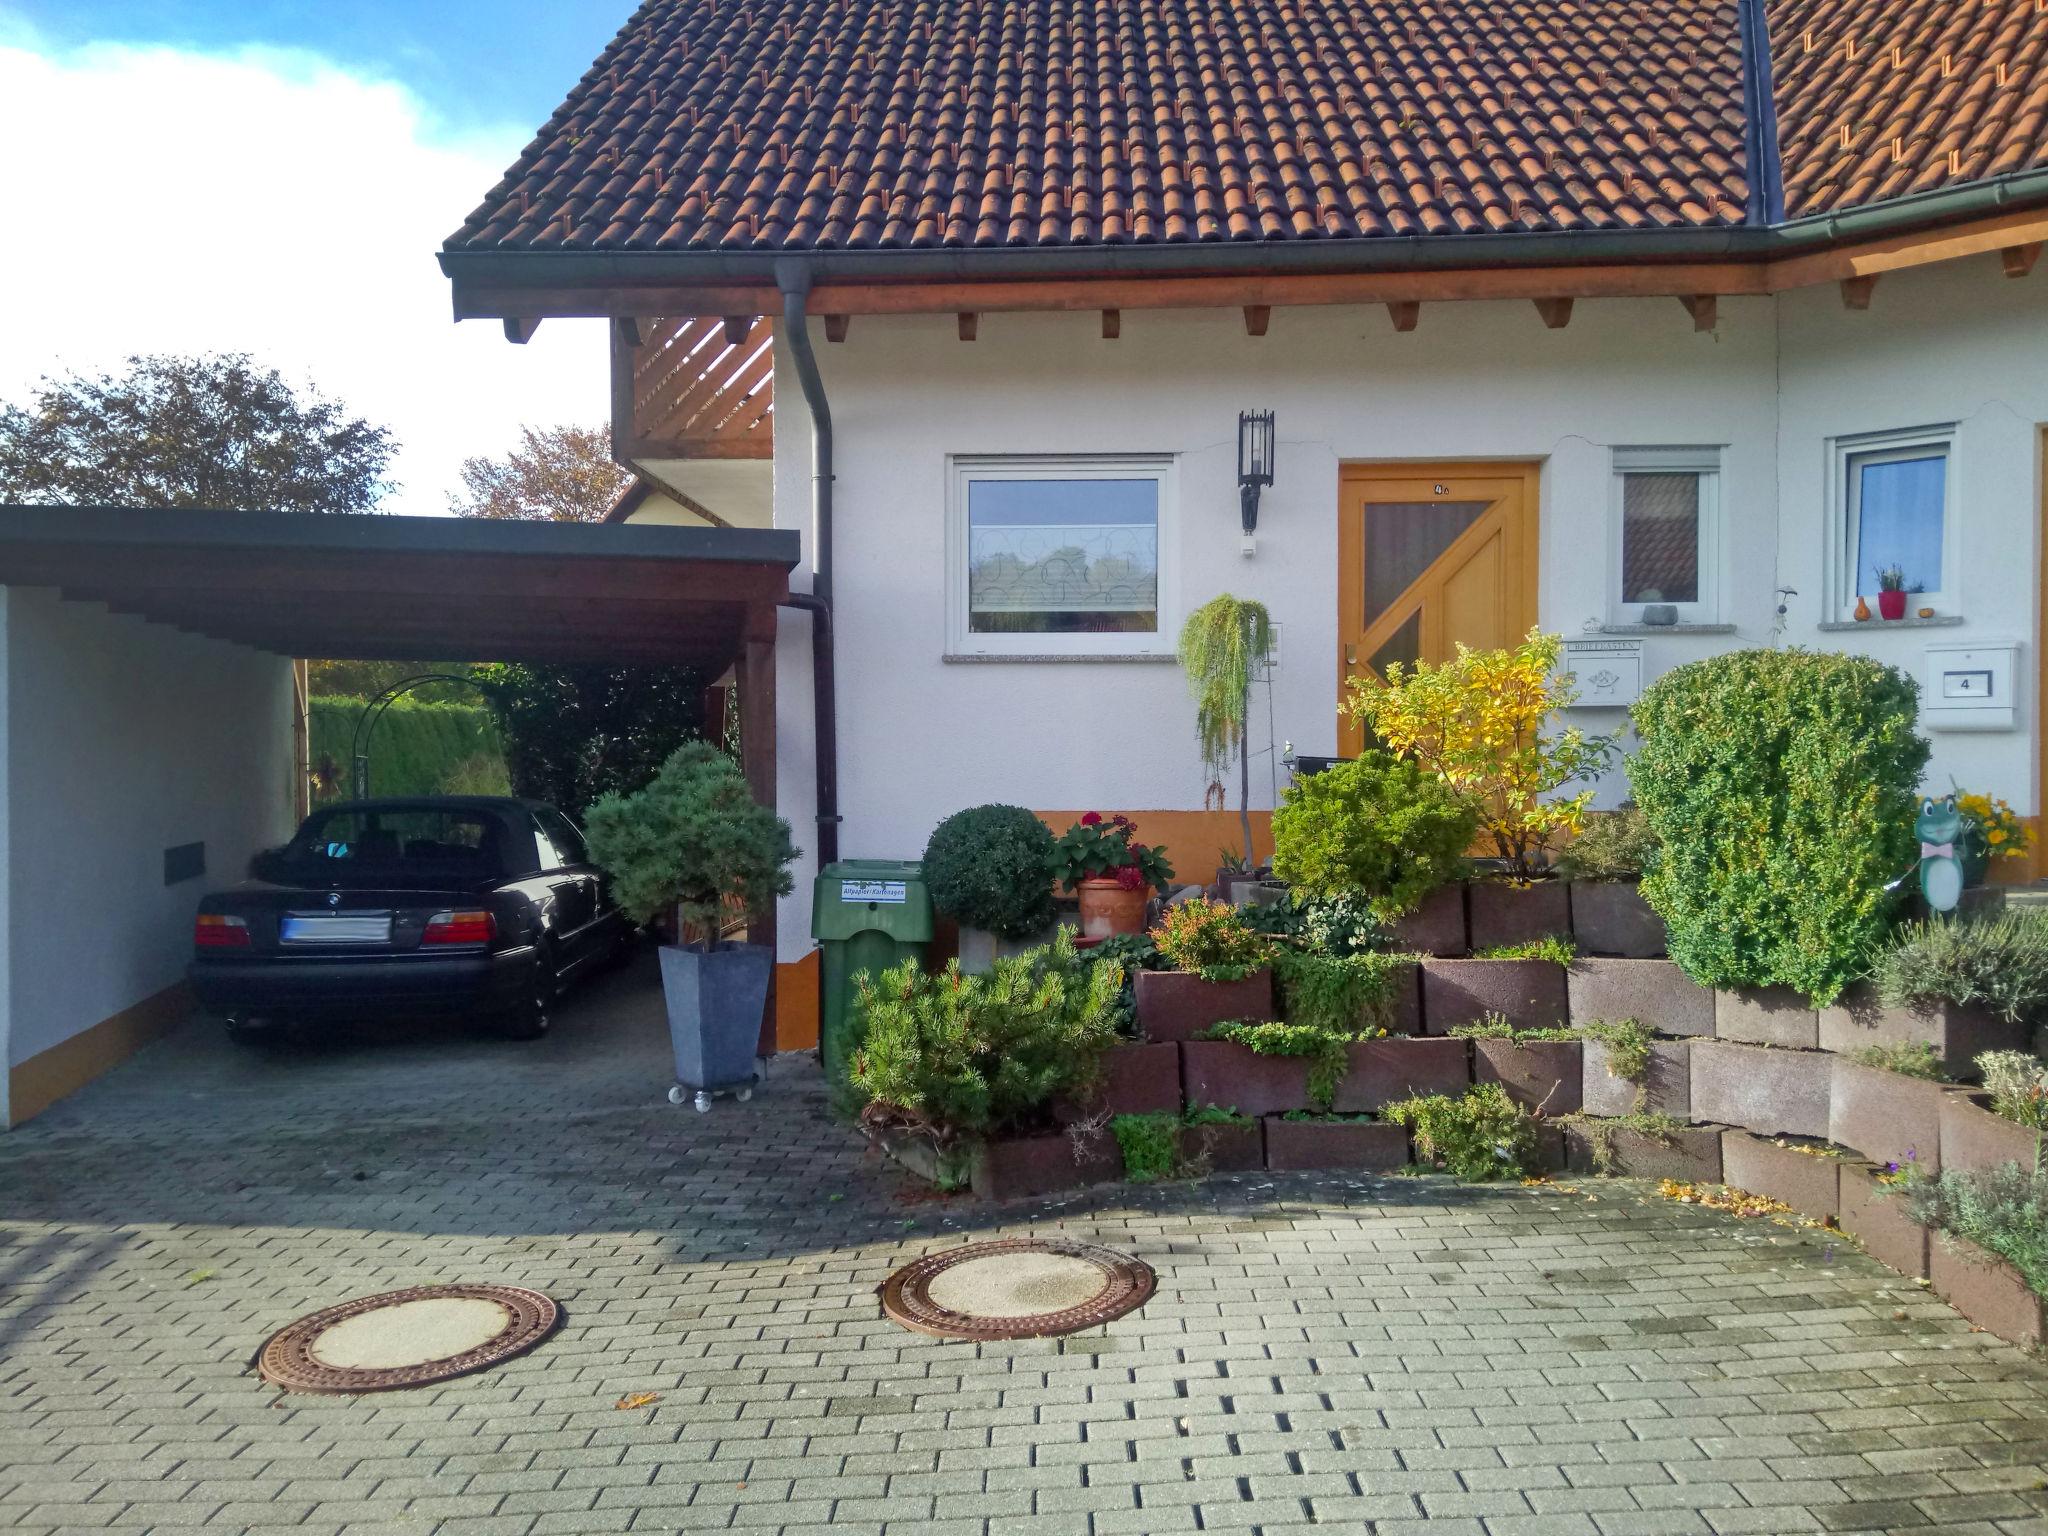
xmin=1848 ymin=1040 xmax=1950 ymax=1081
xmin=1382 ymin=1083 xmax=1538 ymax=1181
xmin=1472 ymin=934 xmax=1577 ymax=964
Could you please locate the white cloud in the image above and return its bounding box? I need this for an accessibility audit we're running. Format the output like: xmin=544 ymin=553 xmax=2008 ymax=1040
xmin=0 ymin=35 xmax=605 ymax=515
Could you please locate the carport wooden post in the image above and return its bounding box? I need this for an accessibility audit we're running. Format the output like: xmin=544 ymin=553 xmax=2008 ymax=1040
xmin=740 ymin=605 xmax=778 ymax=1056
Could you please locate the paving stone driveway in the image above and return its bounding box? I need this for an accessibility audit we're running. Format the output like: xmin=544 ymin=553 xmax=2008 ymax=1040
xmin=6 ymin=953 xmax=2048 ymax=1536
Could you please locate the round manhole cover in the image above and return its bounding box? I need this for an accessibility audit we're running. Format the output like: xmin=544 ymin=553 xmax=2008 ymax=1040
xmin=256 ymin=1284 xmax=560 ymax=1394
xmin=880 ymin=1239 xmax=1155 ymax=1340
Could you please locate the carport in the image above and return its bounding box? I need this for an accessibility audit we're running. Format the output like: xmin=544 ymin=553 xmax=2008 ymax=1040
xmin=0 ymin=503 xmax=799 ymax=1127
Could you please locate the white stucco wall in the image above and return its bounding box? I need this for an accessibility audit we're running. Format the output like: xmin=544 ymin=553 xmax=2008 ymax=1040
xmin=1777 ymin=255 xmax=2045 ymax=799
xmin=766 ymin=265 xmax=2047 ymax=959
xmin=1 ymin=588 xmax=297 ymax=1089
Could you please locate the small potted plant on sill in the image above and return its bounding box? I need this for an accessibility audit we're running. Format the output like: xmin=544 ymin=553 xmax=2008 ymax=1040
xmin=1874 ymin=564 xmax=1910 ymax=621
xmin=1346 ymin=629 xmax=1617 ymax=952
xmin=1049 ymin=813 xmax=1175 ymax=939
xmin=922 ymin=803 xmax=1058 ymax=973
xmin=583 ymin=742 xmax=797 ymax=1108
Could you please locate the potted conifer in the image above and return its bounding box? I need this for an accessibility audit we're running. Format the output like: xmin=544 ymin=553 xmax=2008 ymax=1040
xmin=584 ymin=742 xmax=797 ymax=1110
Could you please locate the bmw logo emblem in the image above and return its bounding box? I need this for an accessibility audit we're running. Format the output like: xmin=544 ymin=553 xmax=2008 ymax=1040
xmin=328 ymin=891 xmax=343 ymax=908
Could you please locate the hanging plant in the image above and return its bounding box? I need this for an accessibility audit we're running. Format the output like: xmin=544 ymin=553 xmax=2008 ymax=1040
xmin=1177 ymin=593 xmax=1274 ymax=867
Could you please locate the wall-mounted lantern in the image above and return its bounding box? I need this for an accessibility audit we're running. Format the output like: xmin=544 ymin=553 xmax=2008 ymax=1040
xmin=1237 ymin=409 xmax=1276 ymax=555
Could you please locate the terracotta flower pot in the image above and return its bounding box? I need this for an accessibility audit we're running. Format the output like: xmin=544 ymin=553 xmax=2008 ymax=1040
xmin=1878 ymin=589 xmax=1908 ymax=620
xmin=1076 ymin=877 xmax=1148 ymax=938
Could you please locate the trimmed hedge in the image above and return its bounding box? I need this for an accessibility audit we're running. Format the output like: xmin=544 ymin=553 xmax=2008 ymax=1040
xmin=309 ymin=696 xmax=509 ymax=802
xmin=1628 ymin=648 xmax=1928 ymax=1005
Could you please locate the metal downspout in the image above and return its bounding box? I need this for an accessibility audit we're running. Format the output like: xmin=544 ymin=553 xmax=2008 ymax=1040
xmin=775 ymin=261 xmax=840 ymax=866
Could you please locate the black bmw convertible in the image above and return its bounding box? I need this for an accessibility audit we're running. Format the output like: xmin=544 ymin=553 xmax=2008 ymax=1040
xmin=189 ymin=797 xmax=632 ymax=1042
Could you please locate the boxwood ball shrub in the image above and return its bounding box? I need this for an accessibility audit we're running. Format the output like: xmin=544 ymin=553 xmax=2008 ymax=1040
xmin=1628 ymin=649 xmax=1928 ymax=1005
xmin=1270 ymin=751 xmax=1478 ymax=919
xmin=921 ymin=804 xmax=1058 ymax=941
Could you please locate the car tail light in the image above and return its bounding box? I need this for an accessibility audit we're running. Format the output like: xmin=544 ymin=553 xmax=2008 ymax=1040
xmin=194 ymin=913 xmax=251 ymax=949
xmin=424 ymin=909 xmax=496 ymax=946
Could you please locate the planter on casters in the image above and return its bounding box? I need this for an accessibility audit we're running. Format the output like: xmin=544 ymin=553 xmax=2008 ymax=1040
xmin=660 ymin=942 xmax=772 ymax=1111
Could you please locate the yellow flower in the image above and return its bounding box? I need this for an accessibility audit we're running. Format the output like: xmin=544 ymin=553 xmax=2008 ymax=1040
xmin=1989 ymin=828 xmax=2008 ymax=845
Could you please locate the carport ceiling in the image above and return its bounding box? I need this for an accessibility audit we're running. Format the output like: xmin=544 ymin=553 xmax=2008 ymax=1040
xmin=0 ymin=505 xmax=799 ymax=668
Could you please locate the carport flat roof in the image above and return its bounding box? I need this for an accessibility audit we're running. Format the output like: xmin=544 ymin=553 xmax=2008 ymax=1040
xmin=0 ymin=504 xmax=799 ymax=669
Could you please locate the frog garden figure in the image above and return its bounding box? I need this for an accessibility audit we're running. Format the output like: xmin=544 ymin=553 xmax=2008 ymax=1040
xmin=1916 ymin=794 xmax=1966 ymax=914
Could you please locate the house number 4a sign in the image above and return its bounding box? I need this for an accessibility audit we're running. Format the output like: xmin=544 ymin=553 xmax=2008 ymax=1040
xmin=1561 ymin=638 xmax=1643 ymax=708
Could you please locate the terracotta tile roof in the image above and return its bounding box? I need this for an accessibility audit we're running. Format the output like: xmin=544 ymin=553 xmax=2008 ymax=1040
xmin=447 ymin=0 xmax=1752 ymax=254
xmin=1771 ymin=0 xmax=2048 ymax=216
xmin=443 ymin=0 xmax=2048 ymax=259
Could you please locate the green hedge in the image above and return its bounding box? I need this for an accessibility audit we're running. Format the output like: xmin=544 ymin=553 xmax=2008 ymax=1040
xmin=309 ymin=696 xmax=510 ymax=803
xmin=1628 ymin=648 xmax=1928 ymax=1005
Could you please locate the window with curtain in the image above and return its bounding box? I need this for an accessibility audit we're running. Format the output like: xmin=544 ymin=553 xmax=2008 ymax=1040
xmin=1610 ymin=447 xmax=1718 ymax=623
xmin=949 ymin=458 xmax=1175 ymax=656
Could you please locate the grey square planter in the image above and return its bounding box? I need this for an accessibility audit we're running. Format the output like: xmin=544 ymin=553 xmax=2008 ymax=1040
xmin=1580 ymin=1038 xmax=1691 ymax=1118
xmin=1568 ymin=881 xmax=1666 ymax=958
xmin=1420 ymin=958 xmax=1569 ymax=1033
xmin=1568 ymin=959 xmax=1713 ymax=1037
xmin=1713 ymin=986 xmax=1818 ymax=1048
xmin=956 ymin=923 xmax=1057 ymax=975
xmin=1718 ymin=1130 xmax=1842 ymax=1221
xmin=1472 ymin=1038 xmax=1582 ymax=1114
xmin=1688 ymin=1040 xmax=1830 ymax=1138
xmin=659 ymin=942 xmax=772 ymax=1094
xmin=1829 ymin=1056 xmax=1946 ymax=1175
xmin=1467 ymin=879 xmax=1571 ymax=953
xmin=1389 ymin=883 xmax=1467 ymax=957
xmin=1817 ymin=983 xmax=2028 ymax=1077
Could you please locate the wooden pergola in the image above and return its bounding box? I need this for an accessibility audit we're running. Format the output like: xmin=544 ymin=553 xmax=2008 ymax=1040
xmin=0 ymin=504 xmax=801 ymax=1040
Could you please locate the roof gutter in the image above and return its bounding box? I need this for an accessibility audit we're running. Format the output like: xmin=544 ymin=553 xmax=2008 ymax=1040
xmin=773 ymin=259 xmax=839 ymax=868
xmin=439 ymin=166 xmax=2048 ymax=304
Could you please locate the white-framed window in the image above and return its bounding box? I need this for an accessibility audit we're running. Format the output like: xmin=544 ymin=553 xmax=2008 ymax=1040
xmin=1609 ymin=446 xmax=1720 ymax=624
xmin=1831 ymin=425 xmax=1957 ymax=619
xmin=945 ymin=455 xmax=1177 ymax=656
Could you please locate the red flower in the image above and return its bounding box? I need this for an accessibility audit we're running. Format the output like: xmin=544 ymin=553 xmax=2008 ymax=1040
xmin=1112 ymin=864 xmax=1147 ymax=891
xmin=1080 ymin=811 xmax=1103 ymax=826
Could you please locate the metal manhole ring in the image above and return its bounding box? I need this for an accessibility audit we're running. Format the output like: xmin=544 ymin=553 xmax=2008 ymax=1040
xmin=256 ymin=1284 xmax=560 ymax=1394
xmin=879 ymin=1238 xmax=1155 ymax=1340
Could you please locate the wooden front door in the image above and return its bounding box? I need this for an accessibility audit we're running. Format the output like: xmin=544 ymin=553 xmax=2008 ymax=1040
xmin=1337 ymin=462 xmax=1540 ymax=755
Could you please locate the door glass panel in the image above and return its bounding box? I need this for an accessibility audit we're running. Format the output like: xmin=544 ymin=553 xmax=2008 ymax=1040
xmin=1363 ymin=501 xmax=1488 ymax=624
xmin=1367 ymin=611 xmax=1422 ymax=678
xmin=1621 ymin=473 xmax=1700 ymax=603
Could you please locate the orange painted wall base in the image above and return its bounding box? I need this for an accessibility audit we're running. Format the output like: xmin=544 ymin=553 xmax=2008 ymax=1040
xmin=1035 ymin=809 xmax=1274 ymax=887
xmin=7 ymin=982 xmax=194 ymax=1128
xmin=773 ymin=949 xmax=821 ymax=1053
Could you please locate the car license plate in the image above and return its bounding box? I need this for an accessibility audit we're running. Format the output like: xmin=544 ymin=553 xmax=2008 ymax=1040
xmin=280 ymin=912 xmax=393 ymax=944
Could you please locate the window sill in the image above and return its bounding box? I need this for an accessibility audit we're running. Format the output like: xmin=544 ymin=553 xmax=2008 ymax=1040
xmin=1816 ymin=615 xmax=1964 ymax=632
xmin=1597 ymin=623 xmax=1737 ymax=636
xmin=943 ymin=652 xmax=1180 ymax=664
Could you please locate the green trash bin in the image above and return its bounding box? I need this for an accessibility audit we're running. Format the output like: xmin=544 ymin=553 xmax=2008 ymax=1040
xmin=812 ymin=859 xmax=933 ymax=1086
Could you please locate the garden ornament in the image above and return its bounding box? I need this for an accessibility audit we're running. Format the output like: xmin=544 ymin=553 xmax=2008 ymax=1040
xmin=1914 ymin=795 xmax=1966 ymax=914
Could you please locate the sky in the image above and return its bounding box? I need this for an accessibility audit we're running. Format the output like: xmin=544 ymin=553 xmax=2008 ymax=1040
xmin=0 ymin=2 xmax=634 ymax=515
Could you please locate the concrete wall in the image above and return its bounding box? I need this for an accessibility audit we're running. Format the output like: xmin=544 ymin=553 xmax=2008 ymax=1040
xmin=1 ymin=589 xmax=296 ymax=1124
xmin=766 ymin=264 xmax=2048 ymax=959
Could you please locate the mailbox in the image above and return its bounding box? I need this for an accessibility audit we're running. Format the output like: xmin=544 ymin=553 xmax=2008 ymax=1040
xmin=1562 ymin=638 xmax=1643 ymax=708
xmin=1922 ymin=641 xmax=2018 ymax=732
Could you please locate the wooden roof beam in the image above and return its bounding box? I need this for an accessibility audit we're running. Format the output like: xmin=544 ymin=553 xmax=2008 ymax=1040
xmin=2003 ymin=242 xmax=2042 ymax=278
xmin=957 ymin=311 xmax=977 ymax=340
xmin=824 ymin=313 xmax=850 ymax=342
xmin=1243 ymin=304 xmax=1271 ymax=336
xmin=1101 ymin=308 xmax=1120 ymax=339
xmin=1840 ymin=275 xmax=1878 ymax=309
xmin=1680 ymin=294 xmax=1717 ymax=330
xmin=721 ymin=315 xmax=755 ymax=345
xmin=502 ymin=317 xmax=540 ymax=344
xmin=1386 ymin=301 xmax=1419 ymax=332
xmin=1533 ymin=297 xmax=1574 ymax=329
